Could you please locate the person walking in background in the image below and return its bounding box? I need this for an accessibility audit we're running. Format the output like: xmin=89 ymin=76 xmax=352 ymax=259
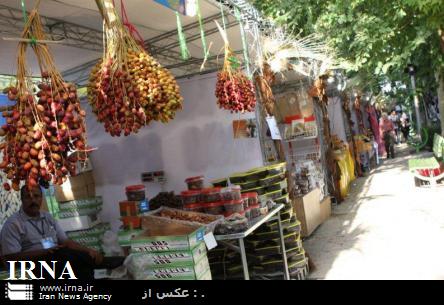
xmin=400 ymin=112 xmax=411 ymax=143
xmin=389 ymin=110 xmax=401 ymax=145
xmin=380 ymin=113 xmax=396 ymax=159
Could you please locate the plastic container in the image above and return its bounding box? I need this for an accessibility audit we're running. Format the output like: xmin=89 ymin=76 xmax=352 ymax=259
xmin=183 ymin=203 xmax=205 ymax=213
xmin=221 ymin=185 xmax=242 ymax=201
xmin=201 ymin=202 xmax=225 ymax=215
xmin=185 ymin=176 xmax=204 ymax=190
xmin=244 ymin=192 xmax=258 ymax=207
xmin=223 ymin=199 xmax=244 ymax=215
xmin=125 ymin=185 xmax=146 ymax=201
xmin=201 ymin=188 xmax=222 ymax=203
xmin=121 ymin=216 xmax=142 ymax=230
xmin=181 ymin=190 xmax=202 ymax=205
xmin=241 ymin=194 xmax=249 ymax=210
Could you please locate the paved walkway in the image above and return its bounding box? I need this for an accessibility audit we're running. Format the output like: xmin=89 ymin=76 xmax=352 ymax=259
xmin=304 ymin=144 xmax=444 ymax=280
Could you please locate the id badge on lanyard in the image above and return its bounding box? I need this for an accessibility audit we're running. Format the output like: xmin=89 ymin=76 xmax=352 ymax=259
xmin=41 ymin=237 xmax=57 ymax=249
xmin=29 ymin=218 xmax=57 ymax=249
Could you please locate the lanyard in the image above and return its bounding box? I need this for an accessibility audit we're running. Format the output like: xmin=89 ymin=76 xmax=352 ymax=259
xmin=28 ymin=218 xmax=45 ymax=237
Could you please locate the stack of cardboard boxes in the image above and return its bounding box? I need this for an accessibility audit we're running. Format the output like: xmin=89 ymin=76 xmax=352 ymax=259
xmin=47 ymin=160 xmax=110 ymax=252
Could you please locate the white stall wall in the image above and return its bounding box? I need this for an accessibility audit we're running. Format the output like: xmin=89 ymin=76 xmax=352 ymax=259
xmin=328 ymin=96 xmax=347 ymax=143
xmin=84 ymin=73 xmax=264 ymax=230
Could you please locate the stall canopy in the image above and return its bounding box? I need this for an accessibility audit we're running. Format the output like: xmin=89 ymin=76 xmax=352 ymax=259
xmin=0 ymin=0 xmax=248 ymax=85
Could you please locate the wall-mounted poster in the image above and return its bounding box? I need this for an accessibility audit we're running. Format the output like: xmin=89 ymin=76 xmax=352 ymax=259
xmin=233 ymin=119 xmax=258 ymax=139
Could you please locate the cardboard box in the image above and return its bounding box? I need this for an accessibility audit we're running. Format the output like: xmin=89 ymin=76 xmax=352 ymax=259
xmin=130 ymin=256 xmax=211 ymax=280
xmin=292 ymin=188 xmax=322 ymax=237
xmin=320 ymin=196 xmax=332 ymax=223
xmin=57 ymin=214 xmax=100 ymax=232
xmin=129 ymin=217 xmax=205 ymax=252
xmin=126 ymin=242 xmax=207 ymax=269
xmin=54 ymin=171 xmax=95 ymax=202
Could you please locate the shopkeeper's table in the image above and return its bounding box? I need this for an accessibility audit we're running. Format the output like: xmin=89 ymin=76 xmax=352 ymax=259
xmin=214 ymin=204 xmax=290 ymax=280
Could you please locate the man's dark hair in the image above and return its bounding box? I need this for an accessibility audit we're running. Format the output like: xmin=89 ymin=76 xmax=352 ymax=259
xmin=20 ymin=185 xmax=42 ymax=199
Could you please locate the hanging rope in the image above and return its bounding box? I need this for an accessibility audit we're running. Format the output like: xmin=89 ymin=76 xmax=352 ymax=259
xmin=176 ymin=11 xmax=190 ymax=61
xmin=234 ymin=8 xmax=251 ymax=78
xmin=118 ymin=0 xmax=145 ymax=49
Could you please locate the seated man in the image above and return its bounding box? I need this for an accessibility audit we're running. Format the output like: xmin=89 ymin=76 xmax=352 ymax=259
xmin=0 ymin=185 xmax=119 ymax=280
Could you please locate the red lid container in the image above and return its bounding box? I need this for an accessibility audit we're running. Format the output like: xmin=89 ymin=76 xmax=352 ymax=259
xmin=125 ymin=185 xmax=145 ymax=192
xmin=224 ymin=199 xmax=244 ymax=214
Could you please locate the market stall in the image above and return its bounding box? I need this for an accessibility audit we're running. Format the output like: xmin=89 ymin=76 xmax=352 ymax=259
xmin=0 ymin=0 xmax=336 ymax=281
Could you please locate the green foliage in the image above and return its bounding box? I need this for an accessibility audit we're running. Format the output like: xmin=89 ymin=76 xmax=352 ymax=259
xmin=252 ymin=0 xmax=444 ymax=100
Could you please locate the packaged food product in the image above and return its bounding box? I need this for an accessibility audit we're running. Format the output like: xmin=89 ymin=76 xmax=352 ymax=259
xmin=223 ymin=210 xmax=246 ymax=218
xmin=275 ymin=194 xmax=290 ymax=205
xmin=287 ymin=248 xmax=306 ymax=262
xmin=241 ymin=185 xmax=266 ymax=195
xmin=264 ymin=189 xmax=284 ymax=201
xmin=215 ymin=214 xmax=249 ymax=235
xmin=259 ymin=206 xmax=269 ymax=216
xmin=266 ymin=180 xmax=288 ymax=193
xmin=288 ymin=258 xmax=309 ymax=273
xmin=244 ymin=208 xmax=252 ymax=220
xmin=183 ymin=203 xmax=205 ymax=213
xmin=241 ymin=194 xmax=249 ymax=210
xmin=201 ymin=188 xmax=222 ymax=203
xmin=266 ymin=162 xmax=286 ymax=176
xmin=221 ymin=185 xmax=242 ymax=201
xmin=266 ymin=200 xmax=276 ymax=210
xmin=181 ymin=190 xmax=202 ymax=205
xmin=255 ymin=245 xmax=281 ymax=256
xmin=244 ymin=192 xmax=259 ymax=207
xmin=185 ymin=176 xmax=204 ymax=190
xmin=286 ymin=221 xmax=302 ymax=234
xmin=201 ymin=202 xmax=225 ymax=215
xmin=237 ymin=180 xmax=259 ymax=190
xmin=148 ymin=207 xmax=223 ymax=233
xmin=125 ymin=185 xmax=146 ymax=201
xmin=121 ymin=216 xmax=142 ymax=230
xmin=224 ymin=199 xmax=244 ymax=214
xmin=258 ymin=173 xmax=286 ymax=186
xmin=211 ymin=178 xmax=228 ymax=188
xmin=119 ymin=200 xmax=149 ymax=217
xmin=304 ymin=115 xmax=317 ymax=137
xmin=249 ymin=204 xmax=261 ymax=219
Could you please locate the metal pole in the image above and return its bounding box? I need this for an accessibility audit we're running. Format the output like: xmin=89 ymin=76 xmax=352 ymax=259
xmin=277 ymin=211 xmax=290 ymax=280
xmin=238 ymin=238 xmax=250 ymax=280
xmin=411 ymin=75 xmax=422 ymax=137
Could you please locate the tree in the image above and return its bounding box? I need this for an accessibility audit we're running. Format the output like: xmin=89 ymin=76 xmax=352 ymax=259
xmin=253 ymin=0 xmax=444 ymax=131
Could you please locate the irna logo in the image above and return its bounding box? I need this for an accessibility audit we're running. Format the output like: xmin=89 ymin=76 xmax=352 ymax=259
xmin=7 ymin=261 xmax=78 ymax=280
